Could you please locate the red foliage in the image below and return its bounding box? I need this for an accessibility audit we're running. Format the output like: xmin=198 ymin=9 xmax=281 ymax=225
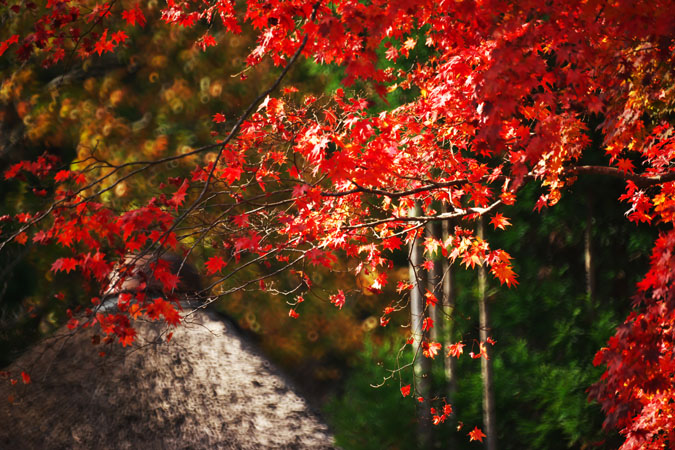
xmin=1 ymin=1 xmax=675 ymax=446
xmin=205 ymin=256 xmax=227 ymax=275
xmin=468 ymin=426 xmax=486 ymax=443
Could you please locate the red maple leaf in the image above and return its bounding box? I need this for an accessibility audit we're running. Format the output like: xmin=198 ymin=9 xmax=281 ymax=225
xmin=382 ymin=236 xmax=402 ymax=250
xmin=111 ymin=30 xmax=128 ymax=45
xmin=329 ymin=290 xmax=346 ymax=309
xmin=4 ymin=162 xmax=24 ymax=180
xmin=0 ymin=34 xmax=19 ymax=57
xmin=432 ymin=415 xmax=445 ymax=425
xmin=468 ymin=426 xmax=486 ymax=442
xmin=67 ymin=318 xmax=79 ymax=330
xmin=616 ymin=158 xmax=635 ymax=174
xmin=118 ymin=327 xmax=136 ymax=347
xmin=422 ymin=317 xmax=434 ymax=331
xmin=54 ymin=170 xmax=71 ymax=182
xmin=489 ymin=213 xmax=511 ymax=230
xmin=121 ymin=5 xmax=146 ymax=27
xmin=221 ymin=166 xmax=243 ymax=184
xmin=51 ymin=257 xmax=79 ymax=273
xmin=423 ymin=341 xmax=442 ymax=359
xmin=369 ymin=272 xmax=387 ymax=293
xmin=161 ymin=302 xmax=181 ymax=326
xmin=534 ymin=195 xmax=549 ymax=213
xmin=233 ymin=213 xmax=249 ymax=227
xmin=448 ymin=342 xmax=465 ymax=358
xmin=205 ymin=255 xmax=227 ymax=275
xmin=14 ymin=232 xmax=28 ymax=245
xmin=168 ymin=179 xmax=189 ymax=209
xmin=198 ymin=34 xmax=217 ymax=51
xmin=157 ymin=269 xmax=179 ymax=292
xmin=396 ymin=281 xmax=413 ymax=293
xmin=93 ymin=30 xmax=114 ymax=56
xmin=424 ymin=290 xmax=438 ymax=306
xmin=491 ymin=263 xmax=518 ymax=287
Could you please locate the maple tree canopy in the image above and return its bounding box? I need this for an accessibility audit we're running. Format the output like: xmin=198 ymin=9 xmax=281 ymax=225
xmin=1 ymin=1 xmax=674 ymax=448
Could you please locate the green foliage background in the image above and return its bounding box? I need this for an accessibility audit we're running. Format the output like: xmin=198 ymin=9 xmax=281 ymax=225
xmin=325 ymin=180 xmax=654 ymax=449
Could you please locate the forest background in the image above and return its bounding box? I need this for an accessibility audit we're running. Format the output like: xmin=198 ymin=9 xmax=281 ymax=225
xmin=0 ymin=1 xmax=672 ymax=449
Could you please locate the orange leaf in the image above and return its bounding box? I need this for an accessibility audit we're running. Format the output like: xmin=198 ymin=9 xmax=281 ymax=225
xmin=423 ymin=341 xmax=442 ymax=359
xmin=468 ymin=426 xmax=486 ymax=442
xmin=491 ymin=263 xmax=518 ymax=287
xmin=14 ymin=232 xmax=28 ymax=245
xmin=448 ymin=342 xmax=465 ymax=358
xmin=489 ymin=213 xmax=511 ymax=230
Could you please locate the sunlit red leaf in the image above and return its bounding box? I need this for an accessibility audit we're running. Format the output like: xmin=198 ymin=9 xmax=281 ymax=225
xmin=468 ymin=426 xmax=486 ymax=442
xmin=489 ymin=213 xmax=511 ymax=230
xmin=205 ymin=256 xmax=227 ymax=275
xmin=422 ymin=317 xmax=434 ymax=331
xmin=329 ymin=290 xmax=346 ymax=309
xmin=423 ymin=341 xmax=442 ymax=359
xmin=424 ymin=290 xmax=438 ymax=306
xmin=448 ymin=342 xmax=465 ymax=358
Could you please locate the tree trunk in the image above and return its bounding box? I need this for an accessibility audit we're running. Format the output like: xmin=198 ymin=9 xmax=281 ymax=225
xmin=427 ymin=221 xmax=442 ymax=343
xmin=410 ymin=203 xmax=432 ymax=449
xmin=478 ymin=217 xmax=497 ymax=450
xmin=585 ymin=195 xmax=596 ymax=302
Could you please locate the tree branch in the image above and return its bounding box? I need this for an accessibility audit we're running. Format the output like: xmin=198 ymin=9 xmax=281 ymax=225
xmin=570 ymin=165 xmax=675 ymax=188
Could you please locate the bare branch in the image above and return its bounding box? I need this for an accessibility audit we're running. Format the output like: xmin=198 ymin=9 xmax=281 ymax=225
xmin=570 ymin=165 xmax=675 ymax=188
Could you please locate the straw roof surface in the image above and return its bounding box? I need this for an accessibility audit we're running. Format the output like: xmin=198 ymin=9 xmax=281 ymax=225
xmin=0 ymin=306 xmax=336 ymax=449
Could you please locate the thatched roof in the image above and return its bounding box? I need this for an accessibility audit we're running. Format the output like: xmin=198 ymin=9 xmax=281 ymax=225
xmin=0 ymin=306 xmax=337 ymax=449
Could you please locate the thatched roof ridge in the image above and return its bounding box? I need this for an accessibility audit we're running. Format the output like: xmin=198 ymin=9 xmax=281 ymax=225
xmin=0 ymin=307 xmax=336 ymax=449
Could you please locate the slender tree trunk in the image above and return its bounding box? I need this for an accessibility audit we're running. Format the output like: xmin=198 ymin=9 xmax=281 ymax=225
xmin=441 ymin=209 xmax=458 ymax=396
xmin=477 ymin=217 xmax=497 ymax=450
xmin=410 ymin=203 xmax=432 ymax=448
xmin=585 ymin=195 xmax=596 ymax=302
xmin=427 ymin=221 xmax=442 ymax=343
xmin=441 ymin=213 xmax=457 ymax=449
